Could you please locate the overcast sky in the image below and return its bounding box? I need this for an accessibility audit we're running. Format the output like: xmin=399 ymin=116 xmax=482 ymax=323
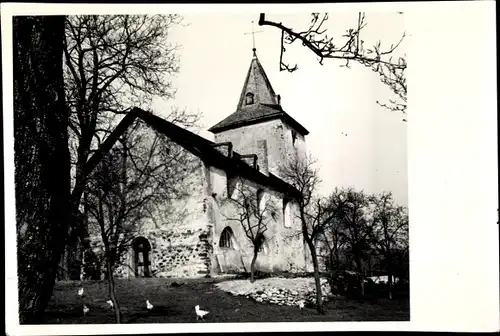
xmin=153 ymin=11 xmax=408 ymax=206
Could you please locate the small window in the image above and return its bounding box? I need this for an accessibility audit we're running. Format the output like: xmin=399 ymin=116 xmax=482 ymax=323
xmin=245 ymin=92 xmax=254 ymax=105
xmin=291 ymin=130 xmax=297 ymax=146
xmin=283 ymin=199 xmax=292 ymax=228
xmin=219 ymin=227 xmax=235 ymax=249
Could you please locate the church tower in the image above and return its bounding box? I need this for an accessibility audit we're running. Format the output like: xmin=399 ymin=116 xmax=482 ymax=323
xmin=208 ymin=49 xmax=309 ymax=179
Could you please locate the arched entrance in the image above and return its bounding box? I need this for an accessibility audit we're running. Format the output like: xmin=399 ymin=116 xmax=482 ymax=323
xmin=132 ymin=237 xmax=152 ymax=278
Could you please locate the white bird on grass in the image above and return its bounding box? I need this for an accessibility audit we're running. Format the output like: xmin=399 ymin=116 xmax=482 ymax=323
xmin=106 ymin=300 xmax=114 ymax=308
xmin=195 ymin=305 xmax=209 ymax=321
xmin=298 ymin=300 xmax=305 ymax=311
xmin=77 ymin=287 xmax=84 ymax=297
xmin=146 ymin=300 xmax=154 ymax=310
xmin=83 ymin=305 xmax=90 ymax=315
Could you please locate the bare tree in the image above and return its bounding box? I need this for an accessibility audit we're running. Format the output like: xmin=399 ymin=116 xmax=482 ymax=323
xmin=328 ymin=187 xmax=374 ymax=296
xmin=279 ymin=154 xmax=341 ymax=314
xmin=317 ymin=215 xmax=347 ymax=294
xmin=13 ymin=15 xmax=70 ymax=324
xmin=392 ymin=245 xmax=409 ymax=286
xmin=258 ymin=13 xmax=407 ymax=120
xmin=220 ymin=179 xmax=278 ymax=283
xmin=83 ymin=119 xmax=200 ymax=322
xmin=369 ymin=192 xmax=409 ymax=299
xmin=11 ymin=12 xmax=190 ymax=321
xmin=62 ymin=14 xmax=191 ymax=256
xmin=85 ymin=148 xmax=125 ymax=323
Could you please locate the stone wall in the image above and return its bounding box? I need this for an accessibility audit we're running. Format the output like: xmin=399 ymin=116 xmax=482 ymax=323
xmin=88 ymin=225 xmax=212 ymax=279
xmin=206 ymin=165 xmax=308 ymax=275
xmin=282 ymin=121 xmax=307 ymax=164
xmin=86 ymin=150 xmax=214 ymax=279
xmin=139 ymin=226 xmax=211 ymax=278
xmin=129 ymin=158 xmax=212 ymax=278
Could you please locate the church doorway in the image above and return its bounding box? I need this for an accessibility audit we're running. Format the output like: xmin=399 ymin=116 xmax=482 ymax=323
xmin=132 ymin=237 xmax=152 ymax=278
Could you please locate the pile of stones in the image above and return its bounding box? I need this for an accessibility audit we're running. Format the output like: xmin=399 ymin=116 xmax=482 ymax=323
xmin=223 ymin=278 xmax=334 ymax=307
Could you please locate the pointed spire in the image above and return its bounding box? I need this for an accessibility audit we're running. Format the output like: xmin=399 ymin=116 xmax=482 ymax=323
xmin=236 ymin=50 xmax=279 ymax=110
xmin=208 ymin=50 xmax=309 ymax=136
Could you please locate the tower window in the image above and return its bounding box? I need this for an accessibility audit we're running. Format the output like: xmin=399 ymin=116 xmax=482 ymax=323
xmin=245 ymin=92 xmax=254 ymax=105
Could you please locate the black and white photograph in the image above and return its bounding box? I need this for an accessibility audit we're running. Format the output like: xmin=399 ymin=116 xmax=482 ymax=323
xmin=2 ymin=2 xmax=498 ymax=334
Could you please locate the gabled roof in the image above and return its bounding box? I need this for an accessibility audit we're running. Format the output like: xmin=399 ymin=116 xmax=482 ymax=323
xmin=135 ymin=108 xmax=302 ymax=200
xmin=208 ymin=49 xmax=309 ymax=136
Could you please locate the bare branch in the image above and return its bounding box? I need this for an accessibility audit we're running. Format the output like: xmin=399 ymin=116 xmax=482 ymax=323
xmin=258 ymin=12 xmax=407 ymax=118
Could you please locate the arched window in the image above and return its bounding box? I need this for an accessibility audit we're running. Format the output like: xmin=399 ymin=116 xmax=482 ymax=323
xmin=219 ymin=227 xmax=235 ymax=249
xmin=245 ymin=92 xmax=254 ymax=105
xmin=132 ymin=237 xmax=152 ymax=278
xmin=283 ymin=198 xmax=292 ymax=228
xmin=256 ymin=189 xmax=265 ymax=212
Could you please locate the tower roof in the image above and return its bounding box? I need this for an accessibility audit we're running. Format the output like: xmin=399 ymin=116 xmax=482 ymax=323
xmin=208 ymin=49 xmax=309 ymax=135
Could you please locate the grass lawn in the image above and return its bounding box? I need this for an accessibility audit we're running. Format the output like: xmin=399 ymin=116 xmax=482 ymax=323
xmin=40 ymin=278 xmax=409 ymax=324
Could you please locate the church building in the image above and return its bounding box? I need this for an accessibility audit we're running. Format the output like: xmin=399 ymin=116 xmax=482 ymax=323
xmin=87 ymin=48 xmax=313 ymax=279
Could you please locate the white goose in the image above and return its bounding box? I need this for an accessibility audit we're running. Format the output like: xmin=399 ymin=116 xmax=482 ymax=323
xmin=298 ymin=300 xmax=305 ymax=311
xmin=195 ymin=305 xmax=209 ymax=321
xmin=106 ymin=300 xmax=114 ymax=308
xmin=146 ymin=300 xmax=154 ymax=310
xmin=83 ymin=304 xmax=90 ymax=315
xmin=77 ymin=287 xmax=84 ymax=297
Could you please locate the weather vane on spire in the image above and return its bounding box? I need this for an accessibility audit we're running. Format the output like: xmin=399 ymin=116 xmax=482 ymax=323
xmin=244 ymin=20 xmax=263 ymax=53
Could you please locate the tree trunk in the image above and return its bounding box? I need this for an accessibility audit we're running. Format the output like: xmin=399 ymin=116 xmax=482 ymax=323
xmin=388 ymin=273 xmax=393 ymax=300
xmin=354 ymin=255 xmax=365 ymax=297
xmin=360 ymin=273 xmax=365 ymax=296
xmin=329 ymin=252 xmax=336 ymax=278
xmin=335 ymin=249 xmax=341 ymax=275
xmin=327 ymin=252 xmax=337 ymax=295
xmin=306 ymin=239 xmax=325 ymax=314
xmin=330 ymin=250 xmax=343 ymax=295
xmin=250 ymin=249 xmax=258 ymax=283
xmin=387 ymin=257 xmax=394 ymax=300
xmin=106 ymin=260 xmax=122 ymax=324
xmin=13 ymin=15 xmax=69 ymax=324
